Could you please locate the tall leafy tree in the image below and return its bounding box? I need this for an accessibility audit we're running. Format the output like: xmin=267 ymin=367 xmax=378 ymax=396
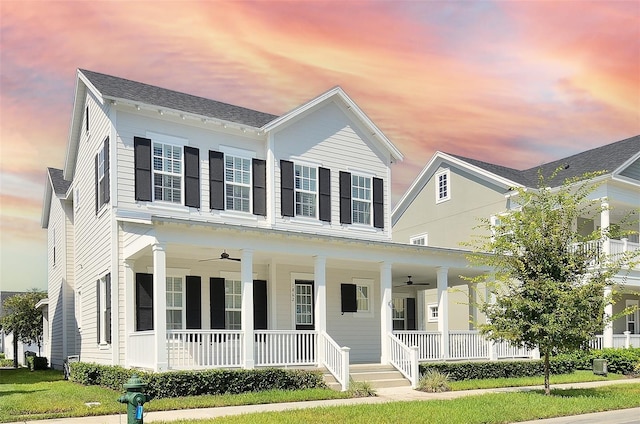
xmin=0 ymin=290 xmax=46 ymax=368
xmin=465 ymin=171 xmax=639 ymax=395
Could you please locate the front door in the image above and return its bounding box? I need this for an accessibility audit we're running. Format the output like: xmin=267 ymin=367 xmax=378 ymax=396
xmin=295 ymin=280 xmax=314 ymax=330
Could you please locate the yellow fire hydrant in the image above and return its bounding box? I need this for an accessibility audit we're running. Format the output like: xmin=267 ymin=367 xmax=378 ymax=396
xmin=117 ymin=375 xmax=151 ymax=424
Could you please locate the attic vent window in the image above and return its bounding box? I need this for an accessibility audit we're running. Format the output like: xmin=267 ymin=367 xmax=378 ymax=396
xmin=435 ymin=168 xmax=450 ymax=203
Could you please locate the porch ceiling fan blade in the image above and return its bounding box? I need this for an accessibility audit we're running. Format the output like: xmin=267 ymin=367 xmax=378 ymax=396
xmin=199 ymin=250 xmax=241 ymax=262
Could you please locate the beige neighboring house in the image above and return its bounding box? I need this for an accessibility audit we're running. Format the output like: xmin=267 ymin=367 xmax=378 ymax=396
xmin=42 ymin=69 xmax=511 ymax=390
xmin=392 ymin=135 xmax=640 ymax=348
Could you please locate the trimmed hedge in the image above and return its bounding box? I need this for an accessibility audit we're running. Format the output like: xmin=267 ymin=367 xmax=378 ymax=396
xmin=555 ymin=347 xmax=640 ymax=375
xmin=419 ymin=358 xmax=576 ymax=381
xmin=69 ymin=362 xmax=326 ymax=399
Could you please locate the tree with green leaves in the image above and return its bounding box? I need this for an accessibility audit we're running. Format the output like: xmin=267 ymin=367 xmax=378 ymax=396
xmin=0 ymin=290 xmax=47 ymax=368
xmin=465 ymin=171 xmax=639 ymax=395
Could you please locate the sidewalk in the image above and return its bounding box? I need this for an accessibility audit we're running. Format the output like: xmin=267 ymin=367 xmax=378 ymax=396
xmin=5 ymin=379 xmax=639 ymax=424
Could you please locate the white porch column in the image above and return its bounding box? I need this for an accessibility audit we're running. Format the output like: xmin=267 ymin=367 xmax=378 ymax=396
xmin=601 ymin=200 xmax=614 ymax=348
xmin=437 ymin=267 xmax=449 ymax=359
xmin=603 ymin=286 xmax=614 ymax=348
xmin=314 ymin=255 xmax=327 ymax=366
xmin=241 ymin=249 xmax=255 ymax=369
xmin=124 ymin=260 xmax=135 ymax=368
xmin=152 ymin=243 xmax=168 ymax=371
xmin=380 ymin=262 xmax=392 ymax=364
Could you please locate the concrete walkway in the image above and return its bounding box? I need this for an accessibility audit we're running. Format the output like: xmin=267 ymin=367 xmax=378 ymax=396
xmin=5 ymin=379 xmax=639 ymax=424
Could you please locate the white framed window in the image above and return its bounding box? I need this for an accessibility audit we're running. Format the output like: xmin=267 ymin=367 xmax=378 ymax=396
xmin=166 ymin=276 xmax=184 ymax=330
xmin=225 ymin=155 xmax=251 ymax=212
xmin=435 ymin=168 xmax=450 ymax=203
xmin=153 ymin=142 xmax=182 ymax=203
xmin=295 ymin=164 xmax=317 ymax=218
xmin=410 ymin=234 xmax=428 ymax=246
xmin=295 ymin=283 xmax=313 ymax=326
xmin=98 ymin=274 xmax=110 ymax=345
xmin=428 ymin=304 xmax=439 ymax=323
xmin=225 ymin=279 xmax=242 ymax=330
xmin=392 ymin=298 xmax=405 ymax=330
xmin=97 ymin=142 xmax=107 ymax=207
xmin=354 ymin=279 xmax=373 ymax=314
xmin=352 ymin=174 xmax=372 ymax=225
xmin=627 ymin=300 xmax=638 ymax=334
xmin=85 ymin=105 xmax=89 ymax=133
xmin=52 ymin=227 xmax=56 ymax=266
xmin=76 ymin=288 xmax=82 ymax=332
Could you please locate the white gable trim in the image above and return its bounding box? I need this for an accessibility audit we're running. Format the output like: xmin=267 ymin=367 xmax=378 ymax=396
xmin=391 ymin=152 xmax=522 ymax=226
xmin=261 ymin=87 xmax=403 ymax=162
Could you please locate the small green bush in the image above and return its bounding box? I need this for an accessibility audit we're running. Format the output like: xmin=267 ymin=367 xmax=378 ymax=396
xmin=419 ymin=358 xmax=576 ymax=381
xmin=555 ymin=347 xmax=640 ymax=375
xmin=0 ymin=358 xmax=14 ymax=367
xmin=417 ymin=369 xmax=450 ymax=392
xmin=69 ymin=362 xmax=326 ymax=399
xmin=0 ymin=353 xmax=5 ymax=359
xmin=347 ymin=379 xmax=376 ymax=397
xmin=25 ymin=355 xmax=48 ymax=371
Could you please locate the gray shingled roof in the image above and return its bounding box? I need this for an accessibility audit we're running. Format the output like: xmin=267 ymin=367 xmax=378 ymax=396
xmin=449 ymin=135 xmax=639 ymax=187
xmin=48 ymin=167 xmax=71 ymax=195
xmin=79 ymin=69 xmax=278 ymax=128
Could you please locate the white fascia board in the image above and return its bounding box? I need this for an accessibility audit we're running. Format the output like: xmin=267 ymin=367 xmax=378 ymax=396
xmin=35 ymin=298 xmax=49 ymax=309
xmin=613 ymin=150 xmax=640 ymax=176
xmin=40 ymin=175 xmax=53 ymax=228
xmin=392 ymin=152 xmax=522 ymax=225
xmin=63 ymin=70 xmax=94 ymax=180
xmin=261 ymin=86 xmax=403 ymax=162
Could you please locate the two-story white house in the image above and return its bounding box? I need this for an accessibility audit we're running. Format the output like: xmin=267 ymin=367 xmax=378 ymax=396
xmin=42 ymin=69 xmax=496 ymax=388
xmin=392 ymin=136 xmax=640 ymax=348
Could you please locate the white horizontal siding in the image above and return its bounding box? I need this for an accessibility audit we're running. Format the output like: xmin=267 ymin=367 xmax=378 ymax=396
xmin=46 ymin=198 xmax=65 ymax=369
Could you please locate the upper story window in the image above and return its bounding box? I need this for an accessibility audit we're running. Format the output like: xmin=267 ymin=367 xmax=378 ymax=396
xmin=435 ymin=168 xmax=450 ymax=203
xmin=85 ymin=105 xmax=89 ymax=133
xmin=225 ymin=155 xmax=251 ymax=212
xmin=95 ymin=137 xmax=110 ymax=212
xmin=351 ymin=174 xmax=372 ymax=225
xmin=295 ymin=164 xmax=317 ymax=218
xmin=52 ymin=227 xmax=56 ymax=266
xmin=153 ymin=142 xmax=183 ymax=203
xmin=410 ymin=234 xmax=428 ymax=246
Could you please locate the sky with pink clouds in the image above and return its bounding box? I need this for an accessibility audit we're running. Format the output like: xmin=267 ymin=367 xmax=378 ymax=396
xmin=0 ymin=1 xmax=638 ymax=292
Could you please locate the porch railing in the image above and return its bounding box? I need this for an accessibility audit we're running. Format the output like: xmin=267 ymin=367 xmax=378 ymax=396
xmin=254 ymin=330 xmax=317 ymax=367
xmin=393 ymin=331 xmax=440 ymax=361
xmin=495 ymin=341 xmax=532 ymax=359
xmin=388 ymin=333 xmax=418 ymax=388
xmin=166 ymin=330 xmax=244 ymax=369
xmin=320 ymin=331 xmax=350 ymax=391
xmin=449 ymin=331 xmax=489 ymax=360
xmin=128 ymin=331 xmax=155 ymax=369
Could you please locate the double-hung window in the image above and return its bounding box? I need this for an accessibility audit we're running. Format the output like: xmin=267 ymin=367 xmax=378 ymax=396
xmin=225 ymin=279 xmax=242 ymax=330
xmin=166 ymin=276 xmax=183 ymax=330
xmin=356 ymin=285 xmax=370 ymax=313
xmin=97 ymin=274 xmax=111 ymax=345
xmin=95 ymin=137 xmax=110 ymax=212
xmin=352 ymin=174 xmax=372 ymax=225
xmin=295 ymin=164 xmax=317 ymax=218
xmin=153 ymin=142 xmax=182 ymax=203
xmin=225 ymin=155 xmax=251 ymax=212
xmin=436 ymin=168 xmax=450 ymax=203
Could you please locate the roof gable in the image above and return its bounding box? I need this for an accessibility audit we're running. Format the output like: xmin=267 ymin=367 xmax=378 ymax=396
xmin=41 ymin=167 xmax=71 ymax=228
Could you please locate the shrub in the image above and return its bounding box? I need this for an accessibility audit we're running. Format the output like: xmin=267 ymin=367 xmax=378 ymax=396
xmin=0 ymin=358 xmax=14 ymax=367
xmin=419 ymin=358 xmax=576 ymax=381
xmin=25 ymin=355 xmax=48 ymax=371
xmin=69 ymin=362 xmax=326 ymax=399
xmin=555 ymin=348 xmax=640 ymax=375
xmin=417 ymin=369 xmax=450 ymax=392
xmin=347 ymin=379 xmax=376 ymax=397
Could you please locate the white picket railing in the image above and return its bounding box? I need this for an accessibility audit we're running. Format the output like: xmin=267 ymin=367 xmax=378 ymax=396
xmin=320 ymin=331 xmax=350 ymax=391
xmin=254 ymin=330 xmax=317 ymax=367
xmin=128 ymin=331 xmax=155 ymax=369
xmin=388 ymin=333 xmax=418 ymax=388
xmin=394 ymin=331 xmax=441 ymax=361
xmin=609 ymin=239 xmax=639 ymax=261
xmin=166 ymin=330 xmax=244 ymax=369
xmin=449 ymin=331 xmax=489 ymax=360
xmin=495 ymin=341 xmax=533 ymax=359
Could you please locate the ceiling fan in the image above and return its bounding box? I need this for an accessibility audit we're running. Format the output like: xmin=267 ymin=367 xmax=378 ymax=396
xmin=400 ymin=276 xmax=430 ymax=286
xmin=199 ymin=250 xmax=241 ymax=262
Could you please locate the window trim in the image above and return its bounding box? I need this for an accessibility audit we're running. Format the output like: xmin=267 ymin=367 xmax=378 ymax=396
xmin=294 ymin=162 xmax=319 ymax=219
xmin=354 ymin=278 xmax=373 ymax=316
xmin=219 ymin=146 xmax=255 ymax=214
xmin=435 ymin=168 xmax=450 ymax=203
xmin=427 ymin=303 xmax=439 ymax=323
xmin=166 ymin=275 xmax=185 ymax=330
xmin=351 ymin=173 xmax=373 ymax=226
xmin=98 ymin=274 xmax=111 ymax=346
xmin=147 ymin=132 xmax=187 ymax=205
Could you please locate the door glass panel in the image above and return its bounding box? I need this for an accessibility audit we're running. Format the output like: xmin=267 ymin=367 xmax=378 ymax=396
xmin=295 ymin=283 xmax=313 ymax=326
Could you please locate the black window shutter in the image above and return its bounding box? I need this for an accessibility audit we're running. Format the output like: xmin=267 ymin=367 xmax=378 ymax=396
xmin=253 ymin=280 xmax=268 ymax=330
xmin=134 ymin=137 xmax=152 ymax=201
xmin=210 ymin=277 xmax=225 ymax=329
xmin=95 ymin=153 xmax=99 ymax=213
xmin=406 ymin=298 xmax=416 ymax=330
xmin=280 ymin=160 xmax=294 ymax=217
xmin=103 ymin=137 xmax=110 ymax=205
xmin=184 ymin=146 xmax=200 ymax=208
xmin=373 ymin=177 xmax=384 ymax=229
xmin=252 ymin=159 xmax=266 ymax=216
xmin=209 ymin=151 xmax=224 ymax=210
xmin=105 ymin=273 xmax=111 ymax=344
xmin=135 ymin=273 xmax=154 ymax=331
xmin=339 ymin=171 xmax=352 ymax=224
xmin=96 ymin=279 xmax=101 ymax=343
xmin=341 ymin=283 xmax=357 ymax=313
xmin=186 ymin=276 xmax=202 ymax=329
xmin=319 ymin=167 xmax=331 ymax=222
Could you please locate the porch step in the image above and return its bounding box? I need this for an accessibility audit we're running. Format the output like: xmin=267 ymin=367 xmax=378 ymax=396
xmin=323 ymin=364 xmax=411 ymax=390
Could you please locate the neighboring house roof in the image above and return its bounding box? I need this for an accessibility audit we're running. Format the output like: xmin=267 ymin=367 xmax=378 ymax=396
xmin=41 ymin=167 xmax=71 ymax=228
xmin=79 ymin=69 xmax=278 ymax=128
xmin=392 ymin=135 xmax=640 ymax=225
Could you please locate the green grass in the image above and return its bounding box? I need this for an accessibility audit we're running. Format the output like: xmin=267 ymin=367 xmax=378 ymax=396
xmin=0 ymin=368 xmax=347 ymax=423
xmin=155 ymin=384 xmax=640 ymax=424
xmin=448 ymin=370 xmax=625 ymax=391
